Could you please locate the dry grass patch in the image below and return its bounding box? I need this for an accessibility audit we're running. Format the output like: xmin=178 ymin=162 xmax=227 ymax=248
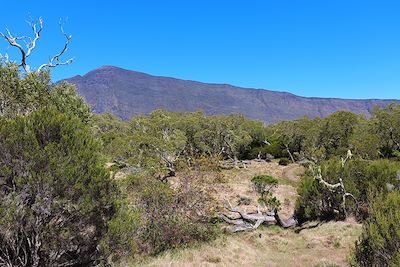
xmin=122 ymin=160 xmax=361 ymax=267
xmin=214 ymin=161 xmax=304 ymax=218
xmin=133 ymin=220 xmax=361 ymax=267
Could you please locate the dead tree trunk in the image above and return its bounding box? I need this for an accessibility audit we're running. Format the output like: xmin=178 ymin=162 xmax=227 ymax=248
xmin=285 ymin=144 xmax=295 ymax=163
xmin=220 ymin=201 xmax=297 ymax=232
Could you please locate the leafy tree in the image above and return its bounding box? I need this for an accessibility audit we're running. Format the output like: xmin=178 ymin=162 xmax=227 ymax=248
xmin=93 ymin=110 xmax=263 ymax=177
xmin=129 ymin=110 xmax=188 ymax=178
xmin=193 ymin=114 xmax=253 ymax=160
xmin=317 ymin=111 xmax=360 ymax=157
xmin=0 ymin=63 xmax=90 ymax=122
xmin=350 ymin=118 xmax=380 ymax=159
xmin=265 ymin=116 xmax=322 ymax=161
xmin=92 ymin=113 xmax=131 ymax=161
xmin=372 ymin=104 xmax=400 ymax=158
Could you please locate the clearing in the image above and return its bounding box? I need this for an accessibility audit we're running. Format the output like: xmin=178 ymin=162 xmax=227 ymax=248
xmin=131 ymin=161 xmax=362 ymax=267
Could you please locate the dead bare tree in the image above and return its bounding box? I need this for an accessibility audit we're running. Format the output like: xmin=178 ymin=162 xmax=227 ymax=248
xmin=0 ymin=18 xmax=73 ymax=73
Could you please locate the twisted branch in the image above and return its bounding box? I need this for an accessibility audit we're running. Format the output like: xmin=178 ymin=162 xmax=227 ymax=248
xmin=37 ymin=21 xmax=74 ymax=71
xmin=0 ymin=18 xmax=73 ymax=73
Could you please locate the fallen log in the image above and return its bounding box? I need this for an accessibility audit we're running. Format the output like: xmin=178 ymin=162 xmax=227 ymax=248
xmin=220 ymin=200 xmax=297 ymax=232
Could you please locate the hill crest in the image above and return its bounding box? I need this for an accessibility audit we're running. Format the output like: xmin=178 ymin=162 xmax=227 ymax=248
xmin=65 ymin=66 xmax=399 ymax=123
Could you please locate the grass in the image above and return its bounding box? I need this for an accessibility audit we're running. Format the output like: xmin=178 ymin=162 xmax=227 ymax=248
xmin=124 ymin=160 xmax=362 ymax=267
xmin=131 ymin=220 xmax=361 ymax=267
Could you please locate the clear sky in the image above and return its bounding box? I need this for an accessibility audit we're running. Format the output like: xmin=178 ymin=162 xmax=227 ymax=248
xmin=0 ymin=0 xmax=399 ymax=99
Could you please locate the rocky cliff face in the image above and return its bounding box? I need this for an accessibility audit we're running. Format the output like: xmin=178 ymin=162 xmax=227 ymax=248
xmin=66 ymin=66 xmax=398 ymax=123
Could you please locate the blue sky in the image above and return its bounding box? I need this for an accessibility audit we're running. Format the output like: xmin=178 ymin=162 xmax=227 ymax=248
xmin=0 ymin=0 xmax=399 ymax=99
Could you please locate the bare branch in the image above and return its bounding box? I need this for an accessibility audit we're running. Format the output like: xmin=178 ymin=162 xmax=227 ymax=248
xmin=25 ymin=18 xmax=43 ymax=58
xmin=0 ymin=18 xmax=43 ymax=73
xmin=0 ymin=30 xmax=28 ymax=72
xmin=37 ymin=21 xmax=73 ymax=72
xmin=0 ymin=17 xmax=73 ymax=73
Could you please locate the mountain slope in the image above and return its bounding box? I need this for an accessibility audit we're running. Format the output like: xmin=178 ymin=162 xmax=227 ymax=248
xmin=66 ymin=66 xmax=398 ymax=123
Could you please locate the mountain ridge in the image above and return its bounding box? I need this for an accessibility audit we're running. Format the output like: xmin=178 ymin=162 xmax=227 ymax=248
xmin=65 ymin=66 xmax=399 ymax=123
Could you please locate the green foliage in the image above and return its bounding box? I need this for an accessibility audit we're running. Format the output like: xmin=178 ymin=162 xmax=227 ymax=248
xmin=266 ymin=116 xmax=322 ymax=160
xmin=0 ymin=108 xmax=115 ymax=266
xmin=263 ymin=196 xmax=281 ymax=210
xmin=94 ymin=110 xmax=266 ymax=179
xmin=349 ymin=191 xmax=400 ymax=267
xmin=0 ymin=63 xmax=90 ymax=122
xmin=94 ymin=103 xmax=400 ymax=169
xmin=350 ymin=119 xmax=380 ymax=160
xmin=251 ymin=175 xmax=278 ymax=194
xmin=100 ymin=198 xmax=140 ymax=261
xmin=251 ymin=175 xmax=280 ymax=209
xmin=317 ymin=111 xmax=360 ymax=157
xmin=92 ymin=113 xmax=131 ymax=161
xmin=295 ymin=158 xmax=400 ymax=222
xmin=372 ymin=103 xmax=400 ymax=158
xmin=279 ymin=158 xmax=290 ymax=166
xmin=50 ymin=81 xmax=92 ymax=123
xmin=295 ymin=171 xmax=330 ymax=221
xmin=246 ymin=142 xmax=281 ymax=160
xmin=264 ymin=107 xmax=400 ymax=161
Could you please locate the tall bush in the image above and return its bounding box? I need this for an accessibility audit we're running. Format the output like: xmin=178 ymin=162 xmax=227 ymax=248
xmin=0 ymin=109 xmax=115 ymax=266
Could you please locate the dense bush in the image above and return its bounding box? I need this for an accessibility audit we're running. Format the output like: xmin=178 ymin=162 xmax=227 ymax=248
xmin=0 ymin=63 xmax=90 ymax=122
xmin=251 ymin=175 xmax=280 ymax=209
xmin=126 ymin=175 xmax=217 ymax=255
xmin=100 ymin=197 xmax=140 ymax=261
xmin=251 ymin=175 xmax=278 ymax=198
xmin=0 ymin=109 xmax=115 ymax=266
xmin=278 ymin=158 xmax=290 ymax=166
xmin=349 ymin=191 xmax=400 ymax=266
xmin=295 ymin=158 xmax=400 ymax=222
xmin=372 ymin=104 xmax=400 ymax=158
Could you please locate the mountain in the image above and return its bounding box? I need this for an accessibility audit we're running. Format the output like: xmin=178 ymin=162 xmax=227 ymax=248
xmin=66 ymin=66 xmax=399 ymax=124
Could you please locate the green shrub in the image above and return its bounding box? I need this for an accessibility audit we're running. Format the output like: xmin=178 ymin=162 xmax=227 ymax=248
xmin=251 ymin=175 xmax=278 ymax=198
xmin=349 ymin=191 xmax=400 ymax=266
xmin=295 ymin=172 xmax=333 ymax=222
xmin=0 ymin=109 xmax=115 ymax=266
xmin=251 ymin=175 xmax=280 ymax=210
xmin=100 ymin=197 xmax=141 ymax=261
xmin=295 ymin=158 xmax=400 ymax=223
xmin=279 ymin=158 xmax=290 ymax=166
xmin=0 ymin=63 xmax=90 ymax=122
xmin=238 ymin=195 xmax=252 ymax=205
